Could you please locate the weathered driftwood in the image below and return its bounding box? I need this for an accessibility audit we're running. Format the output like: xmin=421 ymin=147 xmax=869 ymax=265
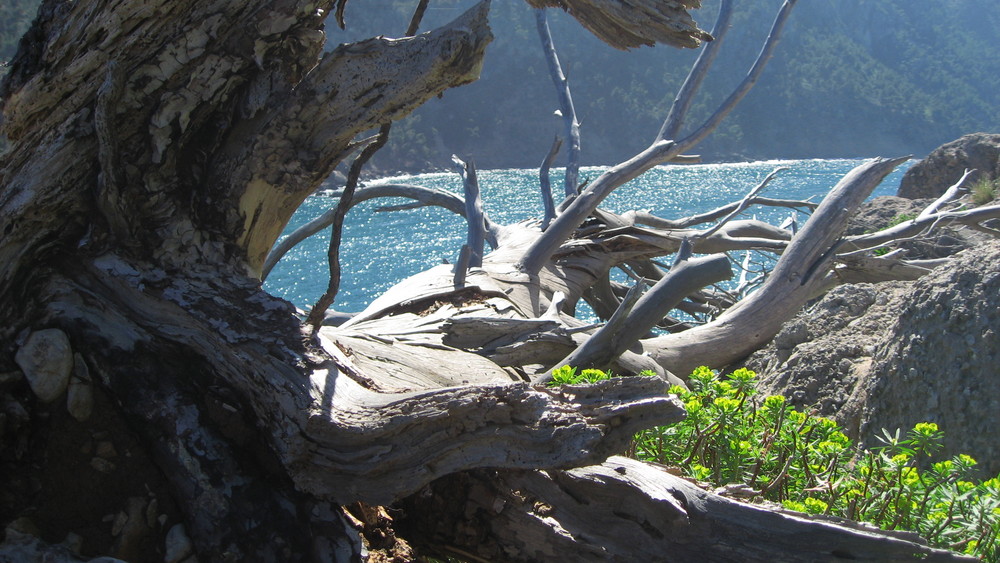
xmin=399 ymin=456 xmax=976 ymax=562
xmin=642 ymin=156 xmax=910 ymax=376
xmin=539 ymin=250 xmax=732 ymax=382
xmin=524 ymin=0 xmax=712 ymax=50
xmin=299 ymin=335 xmax=688 ymax=504
xmin=0 ymin=0 xmax=494 ymax=288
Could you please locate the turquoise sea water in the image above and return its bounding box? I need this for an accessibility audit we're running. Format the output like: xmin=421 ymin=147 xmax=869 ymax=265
xmin=264 ymin=158 xmax=912 ymax=312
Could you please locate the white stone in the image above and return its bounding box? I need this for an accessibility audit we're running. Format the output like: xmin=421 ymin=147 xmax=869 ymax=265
xmin=66 ymin=354 xmax=94 ymax=421
xmin=14 ymin=329 xmax=73 ymax=403
xmin=164 ymin=523 xmax=193 ymax=563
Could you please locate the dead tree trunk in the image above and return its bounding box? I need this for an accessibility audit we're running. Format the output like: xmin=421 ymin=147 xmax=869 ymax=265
xmin=399 ymin=457 xmax=972 ymax=562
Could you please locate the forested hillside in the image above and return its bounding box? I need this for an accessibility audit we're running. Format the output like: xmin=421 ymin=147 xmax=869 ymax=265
xmin=342 ymin=0 xmax=1000 ymax=172
xmin=3 ymin=0 xmax=998 ymax=170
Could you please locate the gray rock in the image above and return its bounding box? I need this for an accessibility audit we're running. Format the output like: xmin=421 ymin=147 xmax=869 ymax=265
xmin=748 ymin=240 xmax=1000 ymax=475
xmin=164 ymin=523 xmax=193 ymax=563
xmin=14 ymin=328 xmax=74 ymax=403
xmin=0 ymin=370 xmax=23 ymax=388
xmin=863 ymin=241 xmax=1000 ymax=474
xmin=897 ymin=132 xmax=1000 ymax=199
xmin=747 ymin=282 xmax=903 ymax=438
xmin=0 ymin=526 xmax=127 ymax=563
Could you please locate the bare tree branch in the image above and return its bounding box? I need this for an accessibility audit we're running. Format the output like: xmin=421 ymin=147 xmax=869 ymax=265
xmin=674 ymin=0 xmax=799 ymax=154
xmin=539 ymin=136 xmax=563 ymax=228
xmin=658 ymin=0 xmax=734 ymax=141
xmin=642 ymin=156 xmax=909 ymax=376
xmin=625 ymin=196 xmax=817 ymax=230
xmin=520 ymin=1 xmax=798 ymax=275
xmin=697 ymin=166 xmax=788 ymax=240
xmin=262 ymin=183 xmax=499 ymax=280
xmin=535 ymin=9 xmax=582 ymax=196
xmin=842 ymin=202 xmax=1000 ymax=252
xmin=452 ymin=155 xmax=486 ymax=269
xmin=917 ymin=168 xmax=974 ymax=219
xmin=306 ymin=125 xmax=391 ymax=331
xmin=405 ymin=0 xmax=431 ymax=36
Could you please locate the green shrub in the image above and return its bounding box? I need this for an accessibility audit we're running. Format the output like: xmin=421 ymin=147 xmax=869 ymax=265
xmin=972 ymin=177 xmax=999 ymax=206
xmin=621 ymin=366 xmax=1000 ymax=561
xmin=546 ymin=365 xmax=656 ymax=386
xmin=887 ymin=212 xmax=918 ymax=227
xmin=547 ymin=365 xmax=611 ymax=385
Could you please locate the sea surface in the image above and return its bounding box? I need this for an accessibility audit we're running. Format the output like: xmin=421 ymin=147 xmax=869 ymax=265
xmin=264 ymin=158 xmax=912 ymax=313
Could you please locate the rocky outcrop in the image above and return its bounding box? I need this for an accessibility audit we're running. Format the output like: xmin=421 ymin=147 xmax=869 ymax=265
xmin=745 ymin=282 xmax=908 ymax=438
xmin=747 ymin=240 xmax=1000 ymax=475
xmin=863 ymin=242 xmax=1000 ymax=473
xmin=897 ymin=132 xmax=1000 ymax=199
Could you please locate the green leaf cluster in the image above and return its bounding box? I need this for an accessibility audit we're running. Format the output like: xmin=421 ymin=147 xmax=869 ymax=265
xmin=547 ymin=365 xmax=611 ymax=386
xmin=629 ymin=367 xmax=1000 ymax=561
xmin=546 ymin=365 xmax=657 ymax=386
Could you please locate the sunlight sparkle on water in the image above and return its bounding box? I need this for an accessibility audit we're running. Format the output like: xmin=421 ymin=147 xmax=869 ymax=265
xmin=264 ymin=158 xmax=911 ymax=313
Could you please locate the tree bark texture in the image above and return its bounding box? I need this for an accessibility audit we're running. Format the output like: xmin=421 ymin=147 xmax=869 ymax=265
xmin=399 ymin=457 xmax=973 ymax=562
xmin=523 ymin=0 xmax=712 ymax=50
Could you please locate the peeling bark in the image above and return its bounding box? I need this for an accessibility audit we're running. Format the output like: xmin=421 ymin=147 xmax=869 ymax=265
xmin=524 ymin=0 xmax=712 ymax=50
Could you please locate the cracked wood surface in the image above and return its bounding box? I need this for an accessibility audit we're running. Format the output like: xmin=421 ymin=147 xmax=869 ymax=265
xmin=399 ymin=456 xmax=975 ymax=562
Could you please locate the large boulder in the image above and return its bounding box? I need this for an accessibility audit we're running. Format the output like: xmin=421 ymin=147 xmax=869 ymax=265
xmin=747 ymin=240 xmax=1000 ymax=475
xmin=897 ymin=132 xmax=1000 ymax=199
